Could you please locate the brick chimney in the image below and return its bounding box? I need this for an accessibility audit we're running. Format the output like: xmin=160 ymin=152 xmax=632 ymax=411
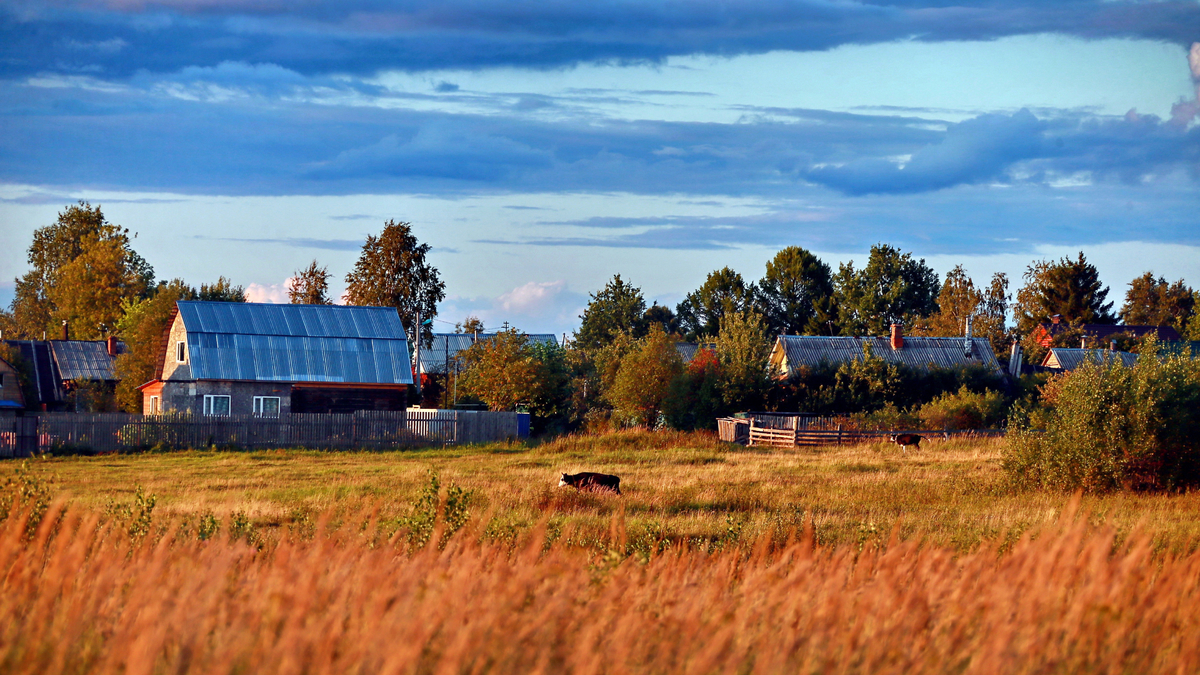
xmin=1050 ymin=314 xmax=1062 ymax=324
xmin=890 ymin=322 xmax=904 ymax=351
xmin=61 ymin=320 xmax=69 ymax=341
xmin=106 ymin=335 xmax=118 ymax=357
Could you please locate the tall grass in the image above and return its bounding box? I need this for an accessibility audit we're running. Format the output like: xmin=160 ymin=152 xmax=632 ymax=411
xmin=3 ymin=498 xmax=1198 ymax=674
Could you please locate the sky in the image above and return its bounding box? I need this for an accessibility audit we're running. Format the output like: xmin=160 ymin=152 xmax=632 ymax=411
xmin=1 ymin=0 xmax=1198 ymax=336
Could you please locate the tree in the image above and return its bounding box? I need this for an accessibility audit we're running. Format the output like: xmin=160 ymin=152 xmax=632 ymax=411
xmin=643 ymin=302 xmax=677 ymax=335
xmin=715 ymin=310 xmax=772 ymax=412
xmin=1013 ymin=252 xmax=1116 ymax=335
xmin=574 ymin=274 xmax=647 ymax=351
xmin=606 ymin=325 xmax=683 ymax=427
xmin=113 ymin=280 xmax=196 ymax=411
xmin=676 ymin=267 xmax=751 ymax=340
xmin=8 ymin=202 xmax=154 ymax=339
xmin=753 ymin=246 xmax=833 ymax=336
xmin=344 ymin=221 xmax=446 ymax=345
xmin=455 ymin=316 xmax=486 ymax=334
xmin=833 ymin=244 xmax=939 ymax=336
xmin=1120 ymin=272 xmax=1194 ymax=330
xmin=457 ymin=329 xmax=548 ymax=412
xmin=288 ymin=261 xmax=332 ymax=305
xmin=197 ymin=276 xmax=245 ymax=303
xmin=917 ymin=266 xmax=1009 ymax=355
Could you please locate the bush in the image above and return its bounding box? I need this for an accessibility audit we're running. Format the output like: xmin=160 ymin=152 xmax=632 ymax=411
xmin=1004 ymin=342 xmax=1200 ymax=491
xmin=915 ymin=386 xmax=1008 ymax=430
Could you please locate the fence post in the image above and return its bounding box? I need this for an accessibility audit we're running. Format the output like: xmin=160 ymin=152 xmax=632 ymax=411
xmin=836 ymin=424 xmax=842 ymax=447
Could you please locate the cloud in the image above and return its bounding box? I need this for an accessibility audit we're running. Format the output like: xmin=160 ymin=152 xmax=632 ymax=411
xmin=497 ymin=280 xmax=567 ymax=314
xmin=3 ymin=1 xmax=1199 ymax=77
xmin=439 ymin=280 xmax=584 ymax=334
xmin=434 ymin=80 xmax=459 ymax=93
xmin=203 ymin=236 xmax=364 ymax=250
xmin=244 ymin=279 xmax=291 ymax=303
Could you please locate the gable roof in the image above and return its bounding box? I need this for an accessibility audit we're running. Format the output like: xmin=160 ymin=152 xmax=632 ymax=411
xmin=2 ymin=340 xmax=63 ymax=407
xmin=1042 ymin=348 xmax=1138 ymax=371
xmin=50 ymin=340 xmax=124 ymax=381
xmin=418 ymin=332 xmax=559 ymax=374
xmin=770 ymin=335 xmax=1003 ymax=376
xmin=174 ymin=301 xmax=413 ymax=385
xmin=675 ymin=342 xmax=716 ymax=363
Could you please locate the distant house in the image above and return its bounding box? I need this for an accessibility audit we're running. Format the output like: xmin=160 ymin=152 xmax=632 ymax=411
xmin=0 ymin=338 xmax=125 ymax=411
xmin=675 ymin=342 xmax=716 ymax=364
xmin=768 ymin=324 xmax=1003 ymax=379
xmin=1031 ymin=315 xmax=1181 ymax=348
xmin=417 ymin=332 xmax=559 ymax=375
xmin=1041 ymin=348 xmax=1138 ymax=372
xmin=138 ymin=301 xmax=413 ymax=416
xmin=1161 ymin=341 xmax=1200 ymax=359
xmin=0 ymin=357 xmax=24 ymax=416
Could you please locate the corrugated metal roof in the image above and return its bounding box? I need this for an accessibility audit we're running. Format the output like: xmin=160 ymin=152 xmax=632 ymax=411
xmin=1044 ymin=348 xmax=1138 ymax=371
xmin=50 ymin=340 xmax=124 ymax=381
xmin=675 ymin=343 xmax=716 ymax=363
xmin=418 ymin=333 xmax=559 ymax=374
xmin=773 ymin=335 xmax=1002 ymax=375
xmin=177 ymin=302 xmax=413 ymax=385
xmin=2 ymin=340 xmax=62 ymax=405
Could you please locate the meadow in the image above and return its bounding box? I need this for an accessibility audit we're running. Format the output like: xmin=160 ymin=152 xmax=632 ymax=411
xmin=5 ymin=431 xmax=1200 ymax=674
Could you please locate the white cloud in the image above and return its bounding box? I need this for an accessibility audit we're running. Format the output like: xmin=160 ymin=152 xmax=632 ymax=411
xmin=244 ymin=278 xmax=292 ymax=303
xmin=497 ymin=280 xmax=566 ymax=314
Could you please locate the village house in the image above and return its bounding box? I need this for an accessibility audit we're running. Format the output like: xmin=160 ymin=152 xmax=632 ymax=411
xmin=1030 ymin=314 xmax=1181 ymax=348
xmin=0 ymin=336 xmax=125 ymax=411
xmin=138 ymin=301 xmax=413 ymax=416
xmin=768 ymin=323 xmax=1003 ymax=378
xmin=1041 ymin=348 xmax=1139 ymax=372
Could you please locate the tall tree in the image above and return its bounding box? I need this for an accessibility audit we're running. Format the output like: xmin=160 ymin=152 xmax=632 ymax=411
xmin=113 ymin=280 xmax=196 ymax=411
xmin=8 ymin=202 xmax=154 ymax=339
xmin=196 ymin=276 xmax=245 ymax=303
xmin=676 ymin=267 xmax=751 ymax=340
xmin=344 ymin=221 xmax=446 ymax=345
xmin=574 ymin=274 xmax=647 ymax=351
xmin=753 ymin=246 xmax=833 ymax=337
xmin=607 ymin=325 xmax=684 ymax=427
xmin=643 ymin=302 xmax=677 ymax=336
xmin=1120 ymin=272 xmax=1194 ymax=330
xmin=833 ymin=244 xmax=939 ymax=336
xmin=918 ymin=266 xmax=1009 ymax=355
xmin=288 ymin=261 xmax=332 ymax=305
xmin=1013 ymin=252 xmax=1115 ymax=334
xmin=716 ymin=310 xmax=772 ymax=412
xmin=455 ymin=316 xmax=485 ymax=334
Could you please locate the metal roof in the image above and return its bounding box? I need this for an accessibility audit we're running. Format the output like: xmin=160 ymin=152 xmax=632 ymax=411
xmin=1037 ymin=323 xmax=1182 ymax=343
xmin=2 ymin=340 xmax=62 ymax=405
xmin=177 ymin=302 xmax=413 ymax=385
xmin=675 ymin=342 xmax=716 ymax=363
xmin=418 ymin=333 xmax=559 ymax=374
xmin=1044 ymin=348 xmax=1138 ymax=371
xmin=1161 ymin=341 xmax=1200 ymax=359
xmin=50 ymin=340 xmax=124 ymax=381
xmin=772 ymin=335 xmax=1002 ymax=375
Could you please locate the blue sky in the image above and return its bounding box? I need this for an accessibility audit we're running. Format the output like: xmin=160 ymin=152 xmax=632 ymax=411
xmin=1 ymin=0 xmax=1198 ymax=335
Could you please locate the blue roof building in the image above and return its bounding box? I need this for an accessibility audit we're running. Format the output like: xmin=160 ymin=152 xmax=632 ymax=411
xmin=141 ymin=301 xmax=413 ymax=416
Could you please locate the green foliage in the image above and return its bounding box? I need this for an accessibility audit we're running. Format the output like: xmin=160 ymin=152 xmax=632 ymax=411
xmin=344 ymin=220 xmax=446 ymax=345
xmin=832 ymin=244 xmax=939 ymax=336
xmin=676 ymin=267 xmax=751 ymax=340
xmin=196 ymin=276 xmax=246 ymax=302
xmin=917 ymin=265 xmax=1009 ymax=354
xmin=574 ymin=274 xmax=647 ymax=351
xmin=106 ymin=485 xmax=157 ymax=541
xmin=1120 ymin=272 xmax=1194 ymax=333
xmin=0 ymin=461 xmax=52 ymax=539
xmin=1013 ymin=252 xmax=1116 ymax=337
xmin=607 ymin=325 xmax=684 ymax=427
xmin=663 ymin=347 xmax=724 ymax=431
xmin=715 ymin=310 xmax=771 ymax=412
xmin=1004 ymin=339 xmax=1200 ymax=492
xmin=114 ymin=280 xmax=195 ymax=412
xmin=459 ymin=329 xmax=551 ymax=413
xmin=914 ymin=386 xmax=1008 ymax=430
xmin=197 ymin=511 xmax=220 ymax=541
xmin=288 ymin=260 xmax=332 ymax=305
xmin=397 ymin=470 xmax=471 ymax=549
xmin=753 ymin=246 xmax=833 ymax=336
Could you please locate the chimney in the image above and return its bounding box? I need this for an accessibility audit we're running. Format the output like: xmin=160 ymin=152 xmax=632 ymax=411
xmin=890 ymin=322 xmax=904 ymax=351
xmin=61 ymin=320 xmax=69 ymax=341
xmin=1110 ymin=339 xmax=1116 ymax=351
xmin=1050 ymin=314 xmax=1062 ymax=324
xmin=1081 ymin=336 xmax=1087 ymax=349
xmin=107 ymin=335 xmax=118 ymax=357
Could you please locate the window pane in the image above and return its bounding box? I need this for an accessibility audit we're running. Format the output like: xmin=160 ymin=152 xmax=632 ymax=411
xmin=253 ymin=397 xmax=262 ymax=415
xmin=263 ymin=397 xmax=279 ymax=417
xmin=214 ymin=396 xmax=229 ymax=416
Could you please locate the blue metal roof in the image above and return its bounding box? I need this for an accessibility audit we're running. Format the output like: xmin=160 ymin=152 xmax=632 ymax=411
xmin=771 ymin=335 xmax=1003 ymax=375
xmin=177 ymin=302 xmax=413 ymax=385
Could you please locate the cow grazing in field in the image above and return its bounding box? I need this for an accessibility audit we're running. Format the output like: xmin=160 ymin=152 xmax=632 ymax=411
xmin=559 ymin=472 xmax=622 ymax=495
xmin=890 ymin=434 xmax=923 ymax=453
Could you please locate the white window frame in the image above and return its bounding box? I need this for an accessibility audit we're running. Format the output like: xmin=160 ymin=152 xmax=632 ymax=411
xmin=176 ymin=341 xmax=187 ymax=363
xmin=149 ymin=396 xmax=160 ymax=414
xmin=253 ymin=396 xmax=281 ymax=418
xmin=203 ymin=395 xmax=230 ymax=417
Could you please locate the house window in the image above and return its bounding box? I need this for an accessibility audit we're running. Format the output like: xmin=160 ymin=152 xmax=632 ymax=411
xmin=176 ymin=341 xmax=187 ymax=363
xmin=149 ymin=396 xmax=160 ymax=414
xmin=203 ymin=395 xmax=230 ymax=416
xmin=253 ymin=396 xmax=280 ymax=417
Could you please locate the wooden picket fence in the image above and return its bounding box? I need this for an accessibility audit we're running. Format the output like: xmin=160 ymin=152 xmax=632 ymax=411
xmin=8 ymin=409 xmax=528 ymax=454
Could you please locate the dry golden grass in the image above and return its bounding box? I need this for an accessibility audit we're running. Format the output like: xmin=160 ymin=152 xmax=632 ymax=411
xmin=2 ymin=494 xmax=1197 ymax=675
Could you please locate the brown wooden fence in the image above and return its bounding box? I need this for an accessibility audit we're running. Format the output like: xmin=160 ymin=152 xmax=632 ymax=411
xmin=4 ymin=409 xmax=528 ymax=455
xmin=718 ymin=414 xmax=1005 ymax=448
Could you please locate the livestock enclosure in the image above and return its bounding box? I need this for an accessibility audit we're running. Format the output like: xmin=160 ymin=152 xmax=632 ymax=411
xmin=1 ymin=409 xmax=528 ymax=455
xmin=718 ymin=413 xmax=1005 ymax=448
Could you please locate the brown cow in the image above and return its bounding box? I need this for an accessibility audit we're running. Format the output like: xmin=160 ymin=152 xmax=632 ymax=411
xmin=889 ymin=433 xmax=922 ymax=453
xmin=559 ymin=472 xmax=622 ymax=495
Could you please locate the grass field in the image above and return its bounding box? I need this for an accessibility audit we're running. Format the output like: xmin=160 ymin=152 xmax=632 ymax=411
xmin=13 ymin=429 xmax=1200 ymax=554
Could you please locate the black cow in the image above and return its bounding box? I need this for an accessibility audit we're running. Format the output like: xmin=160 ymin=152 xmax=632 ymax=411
xmin=890 ymin=433 xmax=922 ymax=452
xmin=559 ymin=472 xmax=622 ymax=495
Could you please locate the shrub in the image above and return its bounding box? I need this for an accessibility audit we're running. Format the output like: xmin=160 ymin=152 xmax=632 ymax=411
xmin=915 ymin=386 xmax=1008 ymax=430
xmin=1004 ymin=342 xmax=1200 ymax=491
